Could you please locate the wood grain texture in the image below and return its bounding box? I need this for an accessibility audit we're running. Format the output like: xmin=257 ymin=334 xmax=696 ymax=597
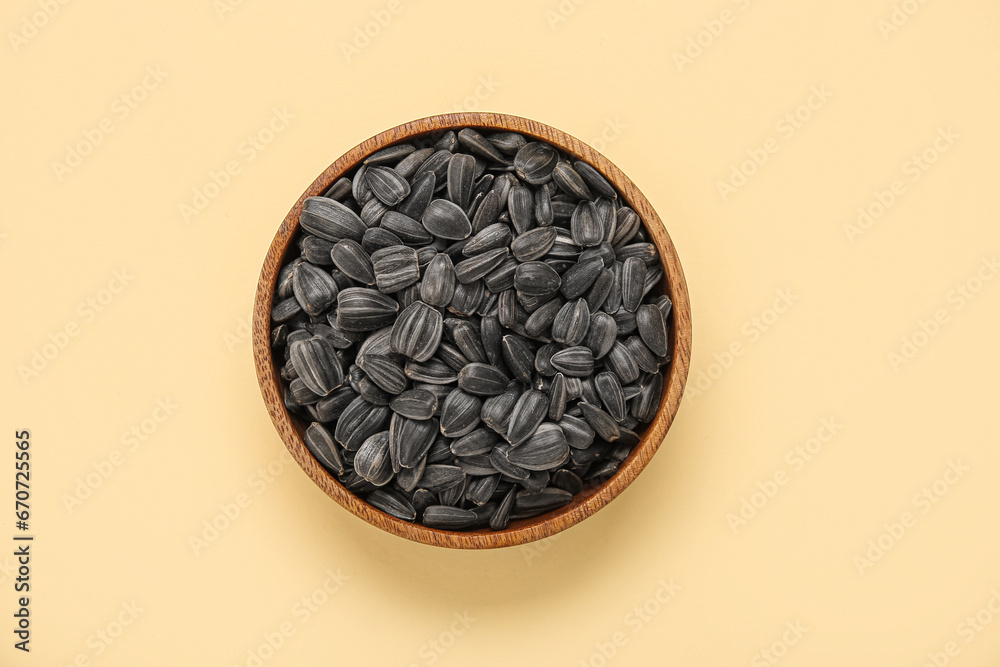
xmin=252 ymin=112 xmax=692 ymax=549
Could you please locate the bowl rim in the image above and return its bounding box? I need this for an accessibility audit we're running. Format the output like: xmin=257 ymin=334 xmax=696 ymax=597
xmin=252 ymin=112 xmax=692 ymax=549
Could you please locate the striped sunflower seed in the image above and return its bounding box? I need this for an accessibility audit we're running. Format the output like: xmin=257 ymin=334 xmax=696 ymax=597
xmin=457 ymin=362 xmax=509 ymax=396
xmin=632 ymin=372 xmax=662 ymax=423
xmin=621 ymin=256 xmax=646 ymax=312
xmin=366 ymin=488 xmax=416 ymax=521
xmin=514 ymin=142 xmax=558 ymax=184
xmin=334 ymin=397 xmax=390 ymax=450
xmin=390 ymin=413 xmax=438 ymax=470
xmin=447 ymin=153 xmax=476 ymax=210
xmin=550 ymin=346 xmax=595 ymax=377
xmin=507 ymin=423 xmax=569 ymax=470
xmin=289 ymin=336 xmax=344 ymax=396
xmin=501 ymin=334 xmax=535 ymax=383
xmin=357 ymin=354 xmax=407 ymax=395
xmin=457 ymin=128 xmax=507 ymax=163
xmin=362 ymin=227 xmax=403 ymax=254
xmin=455 ymin=247 xmax=509 ymax=284
xmin=371 ymin=245 xmax=420 ymax=293
xmin=422 ymin=199 xmax=473 ymax=240
xmin=571 ymin=201 xmax=603 ymax=247
xmin=463 ymin=223 xmax=512 ymax=257
xmin=354 ymin=431 xmax=393 ymax=486
xmin=573 ymin=160 xmax=617 ymax=199
xmin=304 ymin=422 xmax=345 ymax=476
xmin=559 ymin=414 xmax=595 ymax=449
xmin=612 ymin=207 xmax=641 ymax=247
xmin=451 ymin=428 xmax=499 ymax=457
xmin=418 ymin=465 xmax=466 ymax=492
xmin=336 ymin=288 xmax=399 ymax=331
xmin=422 ymin=505 xmax=477 ymax=529
xmin=605 ymin=340 xmax=640 ymax=384
xmin=489 ymin=486 xmax=516 ymax=530
xmin=551 ymin=299 xmax=591 ymax=346
xmin=507 ymin=390 xmax=549 ymax=446
xmin=331 ymin=239 xmax=375 ymax=285
xmin=560 ymin=257 xmax=604 ymax=299
xmin=524 ymin=296 xmax=563 ymax=339
xmin=299 ymin=196 xmax=366 ymax=242
xmin=389 ymin=389 xmax=438 ymax=420
xmin=595 ymin=371 xmax=626 ymax=422
xmin=578 ymin=402 xmax=621 ymax=442
xmin=439 ymin=389 xmax=482 ymax=437
xmin=513 ymin=261 xmax=561 ymax=296
xmin=548 ymin=372 xmax=568 ymax=421
xmin=292 ymin=262 xmax=338 ymax=317
xmin=381 ymin=210 xmax=433 ymax=246
xmin=390 ymin=301 xmax=443 ymax=362
xmin=466 ymin=474 xmax=501 ymax=506
xmin=420 ymin=253 xmax=456 ymax=307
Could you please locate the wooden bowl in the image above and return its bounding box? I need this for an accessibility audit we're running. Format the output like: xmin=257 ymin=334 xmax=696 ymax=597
xmin=252 ymin=112 xmax=691 ymax=549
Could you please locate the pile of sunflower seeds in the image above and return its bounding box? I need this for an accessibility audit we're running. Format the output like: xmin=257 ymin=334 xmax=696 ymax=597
xmin=270 ymin=127 xmax=672 ymax=531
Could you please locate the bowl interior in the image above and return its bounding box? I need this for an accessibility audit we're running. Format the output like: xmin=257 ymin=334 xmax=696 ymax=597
xmin=252 ymin=112 xmax=691 ymax=548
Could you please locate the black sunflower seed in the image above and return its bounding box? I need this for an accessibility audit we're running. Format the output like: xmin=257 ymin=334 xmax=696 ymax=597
xmin=550 ymin=346 xmax=595 ymax=377
xmin=514 ymin=142 xmax=558 ymax=184
xmin=507 ymin=390 xmax=549 ymax=446
xmin=299 ymin=196 xmax=366 ymax=242
xmin=439 ymin=389 xmax=482 ymax=437
xmin=331 ymin=239 xmax=375 ymax=285
xmin=446 ymin=153 xmax=476 ymax=210
xmin=422 ymin=505 xmax=477 ymax=529
xmin=292 ymin=262 xmax=338 ymax=317
xmin=551 ymin=298 xmax=591 ymax=346
xmin=367 ymin=488 xmax=416 ymax=521
xmin=390 ymin=301 xmax=443 ymax=362
xmin=336 ymin=287 xmax=399 ymax=331
xmin=304 ymin=422 xmax=345 ymax=476
xmin=457 ymin=362 xmax=509 ymax=396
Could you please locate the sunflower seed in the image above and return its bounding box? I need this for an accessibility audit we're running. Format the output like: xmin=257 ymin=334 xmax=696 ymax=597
xmin=482 ymin=382 xmax=520 ymax=434
xmin=617 ymin=242 xmax=658 ymax=265
xmin=422 ymin=505 xmax=477 ymax=529
xmin=507 ymin=390 xmax=548 ymax=446
xmin=365 ymin=143 xmax=415 ymax=165
xmin=524 ymin=296 xmax=563 ymax=338
xmin=389 ymin=389 xmax=438 ymax=420
xmin=513 ymin=487 xmax=573 ymax=516
xmin=534 ymin=182 xmax=554 ymax=226
xmin=271 ymin=297 xmax=301 ymax=322
xmin=371 ymin=245 xmax=419 ymax=293
xmin=550 ymin=346 xmax=594 ymax=377
xmin=300 ymin=196 xmax=366 ymax=242
xmin=304 ymin=422 xmax=345 ymax=475
xmin=457 ymin=454 xmax=498 ymax=476
xmin=480 ymin=315 xmax=503 ymax=367
xmin=489 ymin=132 xmax=527 ymax=155
xmin=559 ymin=414 xmax=595 ymax=449
xmin=390 ymin=413 xmax=438 ymax=470
xmin=336 ymin=287 xmax=399 ymax=331
xmin=412 ymin=489 xmax=437 ymax=514
xmin=595 ymin=371 xmax=626 ymax=422
xmin=507 ymin=423 xmax=569 ymax=470
xmin=570 ymin=201 xmax=603 ymax=248
xmin=507 ymin=185 xmax=534 ymax=234
xmin=463 ymin=223 xmax=512 ymax=257
xmin=451 ymin=428 xmax=498 ymax=456
xmin=513 ymin=261 xmax=561 ymax=296
xmin=331 ymin=239 xmax=375 ymax=285
xmin=354 ymin=431 xmax=393 ymax=486
xmin=334 ymin=397 xmax=390 ymax=450
xmin=514 ymin=142 xmax=558 ymax=184
xmin=457 ymin=128 xmax=507 ymax=163
xmin=362 ymin=227 xmax=403 ymax=254
xmin=419 ymin=465 xmax=466 ymax=492
xmin=300 ymin=236 xmax=335 ymax=265
xmin=367 ymin=488 xmax=416 ymax=521
xmin=654 ymin=294 xmax=673 ymax=322
xmin=471 ymin=189 xmax=500 ymax=232
xmin=489 ymin=486 xmax=516 ymax=529
xmin=323 ymin=177 xmax=352 ymax=201
xmin=446 ymin=153 xmax=476 ymax=210
xmin=357 ymin=354 xmax=407 ymax=395
xmin=573 ymin=160 xmax=616 ymax=199
xmin=552 ymin=162 xmax=593 ymax=200
xmin=292 ymin=262 xmax=338 ymax=317
xmin=290 ymin=378 xmax=322 ymax=405
xmin=393 ymin=147 xmax=434 ymax=179
xmin=448 ymin=280 xmax=485 ymax=316
xmin=389 ymin=301 xmax=443 ymax=362
xmin=466 ymin=474 xmax=501 ymax=506
xmin=578 ymin=401 xmax=621 ymax=441
xmin=545 ymin=372 xmax=567 ymax=421
xmin=421 ymin=199 xmax=472 ymax=240
xmin=314 ymin=386 xmax=356 ymax=422
xmin=551 ymin=299 xmax=591 ymax=346
xmin=439 ymin=389 xmax=482 ymax=437
xmin=560 ymin=256 xmax=604 ymax=299
xmin=403 ymin=358 xmax=457 ymax=385
xmin=621 ymin=256 xmax=646 ymax=312
xmin=360 ymin=197 xmax=389 ymax=227
xmin=436 ymin=341 xmax=470 ymax=371
xmin=632 ymin=372 xmax=662 ymax=423
xmin=612 ymin=207 xmax=641 ymax=247
xmin=289 ymin=336 xmax=344 ymax=396
xmin=489 ymin=445 xmax=530 ymax=481
xmin=501 ymin=334 xmax=535 ymax=384
xmin=605 ymin=340 xmax=640 ymax=384
xmin=456 ymin=362 xmax=509 ymax=396
xmin=413 ymin=149 xmax=452 ymax=183
xmin=455 ymin=247 xmax=509 ymax=284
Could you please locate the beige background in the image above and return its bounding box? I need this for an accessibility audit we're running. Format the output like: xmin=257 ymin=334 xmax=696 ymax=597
xmin=3 ymin=0 xmax=999 ymax=664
